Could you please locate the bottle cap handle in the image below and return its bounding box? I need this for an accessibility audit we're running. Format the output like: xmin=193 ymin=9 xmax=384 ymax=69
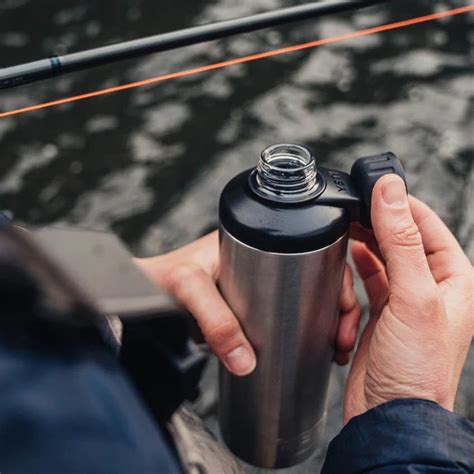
xmin=351 ymin=152 xmax=407 ymax=228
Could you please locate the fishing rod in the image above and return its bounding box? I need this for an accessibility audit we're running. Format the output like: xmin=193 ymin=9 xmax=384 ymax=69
xmin=0 ymin=0 xmax=389 ymax=90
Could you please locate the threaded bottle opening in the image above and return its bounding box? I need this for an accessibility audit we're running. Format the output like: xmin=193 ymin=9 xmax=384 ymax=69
xmin=250 ymin=144 xmax=322 ymax=202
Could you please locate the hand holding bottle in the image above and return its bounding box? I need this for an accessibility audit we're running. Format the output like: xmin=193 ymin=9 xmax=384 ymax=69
xmin=345 ymin=175 xmax=473 ymax=423
xmin=137 ymin=232 xmax=361 ymax=376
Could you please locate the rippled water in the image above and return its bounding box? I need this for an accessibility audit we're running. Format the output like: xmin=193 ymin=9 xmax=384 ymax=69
xmin=1 ymin=1 xmax=473 ymax=472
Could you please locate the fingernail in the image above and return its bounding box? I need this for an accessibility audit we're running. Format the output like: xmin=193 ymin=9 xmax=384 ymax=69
xmin=335 ymin=352 xmax=350 ymax=366
xmin=381 ymin=176 xmax=407 ymax=207
xmin=225 ymin=346 xmax=256 ymax=376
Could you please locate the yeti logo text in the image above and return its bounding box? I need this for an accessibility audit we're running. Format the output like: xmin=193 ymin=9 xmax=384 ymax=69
xmin=331 ymin=172 xmax=347 ymax=192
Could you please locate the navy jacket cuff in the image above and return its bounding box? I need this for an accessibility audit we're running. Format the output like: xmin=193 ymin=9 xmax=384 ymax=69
xmin=322 ymin=399 xmax=474 ymax=473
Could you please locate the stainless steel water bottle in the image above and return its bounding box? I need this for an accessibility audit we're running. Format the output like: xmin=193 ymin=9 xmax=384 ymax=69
xmin=218 ymin=144 xmax=405 ymax=469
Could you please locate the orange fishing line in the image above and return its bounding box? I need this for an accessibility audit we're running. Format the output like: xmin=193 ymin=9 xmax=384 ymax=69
xmin=1 ymin=5 xmax=472 ymax=119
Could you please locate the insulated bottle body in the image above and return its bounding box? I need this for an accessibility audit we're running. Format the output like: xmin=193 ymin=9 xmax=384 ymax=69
xmin=218 ymin=227 xmax=348 ymax=468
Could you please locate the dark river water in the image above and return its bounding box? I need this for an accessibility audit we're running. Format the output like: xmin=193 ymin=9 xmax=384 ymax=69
xmin=0 ymin=1 xmax=472 ymax=472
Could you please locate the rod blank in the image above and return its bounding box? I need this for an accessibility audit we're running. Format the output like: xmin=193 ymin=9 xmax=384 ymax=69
xmin=0 ymin=0 xmax=388 ymax=90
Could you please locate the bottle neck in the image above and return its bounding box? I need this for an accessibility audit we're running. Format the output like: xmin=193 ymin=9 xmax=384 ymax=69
xmin=250 ymin=144 xmax=322 ymax=202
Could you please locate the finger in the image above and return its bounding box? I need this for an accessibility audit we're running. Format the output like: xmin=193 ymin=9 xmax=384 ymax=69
xmin=334 ymin=351 xmax=352 ymax=366
xmin=135 ymin=231 xmax=220 ymax=287
xmin=166 ymin=264 xmax=256 ymax=376
xmin=349 ymin=223 xmax=384 ymax=262
xmin=340 ymin=264 xmax=357 ymax=313
xmin=336 ymin=264 xmax=361 ymax=354
xmin=371 ymin=175 xmax=436 ymax=298
xmin=351 ymin=241 xmax=388 ymax=313
xmin=158 ymin=231 xmax=220 ymax=279
xmin=335 ymin=303 xmax=361 ymax=360
xmin=409 ymin=196 xmax=471 ymax=282
xmin=184 ymin=230 xmax=220 ymax=279
xmin=348 ymin=243 xmax=388 ymax=375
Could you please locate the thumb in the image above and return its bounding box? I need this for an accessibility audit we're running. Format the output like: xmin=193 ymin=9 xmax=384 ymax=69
xmin=371 ymin=175 xmax=435 ymax=300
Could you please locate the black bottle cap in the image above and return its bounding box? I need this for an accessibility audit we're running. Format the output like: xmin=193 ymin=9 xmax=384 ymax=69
xmin=219 ymin=149 xmax=407 ymax=253
xmin=351 ymin=152 xmax=406 ymax=228
xmin=220 ymin=170 xmax=350 ymax=253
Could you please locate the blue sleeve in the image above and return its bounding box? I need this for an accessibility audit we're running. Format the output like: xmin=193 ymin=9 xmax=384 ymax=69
xmin=322 ymin=399 xmax=474 ymax=473
xmin=0 ymin=330 xmax=182 ymax=474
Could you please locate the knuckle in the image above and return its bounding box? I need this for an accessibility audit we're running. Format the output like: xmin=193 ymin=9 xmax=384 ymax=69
xmin=390 ymin=219 xmax=423 ymax=249
xmin=344 ymin=264 xmax=354 ymax=285
xmin=166 ymin=263 xmax=205 ymax=297
xmin=205 ymin=319 xmax=242 ymax=349
xmin=340 ymin=285 xmax=358 ymax=312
